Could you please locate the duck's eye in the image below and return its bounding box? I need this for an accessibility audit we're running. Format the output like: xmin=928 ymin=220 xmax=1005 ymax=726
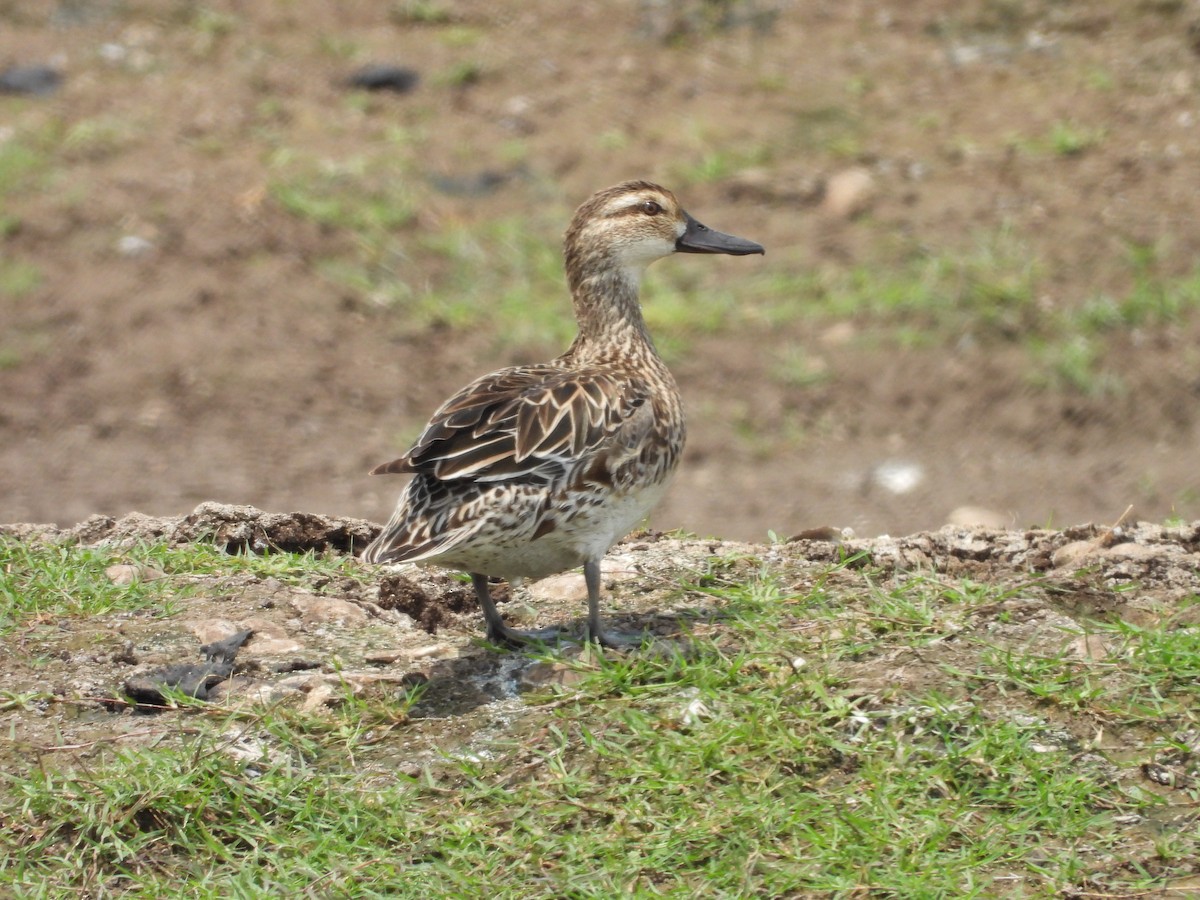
xmin=640 ymin=200 xmax=663 ymax=216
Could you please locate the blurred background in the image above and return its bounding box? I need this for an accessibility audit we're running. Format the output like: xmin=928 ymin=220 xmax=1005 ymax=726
xmin=2 ymin=0 xmax=1199 ymax=541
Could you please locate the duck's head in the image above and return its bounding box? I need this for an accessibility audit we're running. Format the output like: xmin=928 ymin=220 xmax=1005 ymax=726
xmin=564 ymin=181 xmax=764 ymax=289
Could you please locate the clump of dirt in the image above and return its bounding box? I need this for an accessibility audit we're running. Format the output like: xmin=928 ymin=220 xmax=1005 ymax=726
xmin=376 ymin=571 xmax=476 ymax=633
xmin=3 ymin=502 xmax=381 ymax=555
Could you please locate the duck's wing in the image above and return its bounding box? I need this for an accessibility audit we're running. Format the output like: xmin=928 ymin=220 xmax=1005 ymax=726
xmin=371 ymin=363 xmax=650 ymax=487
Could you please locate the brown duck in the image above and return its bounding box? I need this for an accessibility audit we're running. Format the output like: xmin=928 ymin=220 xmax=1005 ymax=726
xmin=362 ymin=181 xmax=763 ymax=647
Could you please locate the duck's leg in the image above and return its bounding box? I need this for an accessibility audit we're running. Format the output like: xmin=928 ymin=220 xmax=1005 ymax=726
xmin=584 ymin=559 xmax=648 ymax=649
xmin=472 ymin=573 xmax=563 ymax=649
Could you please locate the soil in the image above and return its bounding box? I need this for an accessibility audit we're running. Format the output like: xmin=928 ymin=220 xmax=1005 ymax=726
xmin=3 ymin=0 xmax=1200 ymax=541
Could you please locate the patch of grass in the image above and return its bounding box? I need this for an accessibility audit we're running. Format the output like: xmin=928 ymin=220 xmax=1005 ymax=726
xmin=142 ymin=541 xmax=367 ymax=589
xmin=0 ymin=541 xmax=171 ymax=633
xmin=670 ymin=143 xmax=773 ymax=187
xmin=409 ymin=215 xmax=572 ymax=346
xmin=1028 ymin=333 xmax=1124 ymax=395
xmin=0 ymin=259 xmax=41 ymax=298
xmin=786 ymin=231 xmax=1200 ymax=394
xmin=1046 ymin=120 xmax=1105 ymax=157
xmin=61 ymin=115 xmax=141 ymax=162
xmin=438 ymin=26 xmax=485 ymax=48
xmin=0 ymin=137 xmax=44 ymax=197
xmin=769 ymin=345 xmax=830 ymax=388
xmin=270 ymin=159 xmax=416 ymax=235
xmin=1008 ymin=120 xmax=1106 ymax=158
xmin=389 ymin=0 xmax=455 ymax=25
xmin=5 ymin=564 xmax=1194 ymax=895
xmin=0 ymin=540 xmax=365 ymax=635
xmin=1077 ymin=243 xmax=1200 ymax=331
xmin=435 ymin=60 xmax=483 ymax=87
xmin=789 ymin=104 xmax=865 ymax=157
xmin=802 ymin=227 xmax=1039 ymax=339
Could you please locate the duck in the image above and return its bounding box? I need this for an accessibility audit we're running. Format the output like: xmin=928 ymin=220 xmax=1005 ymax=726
xmin=361 ymin=180 xmax=764 ymax=647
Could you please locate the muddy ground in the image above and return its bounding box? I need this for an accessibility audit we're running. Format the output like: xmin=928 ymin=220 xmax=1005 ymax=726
xmin=2 ymin=0 xmax=1200 ymax=540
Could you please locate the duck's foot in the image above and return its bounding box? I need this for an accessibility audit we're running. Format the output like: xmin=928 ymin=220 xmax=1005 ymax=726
xmin=484 ymin=623 xmax=571 ymax=650
xmin=585 ymin=626 xmax=654 ymax=651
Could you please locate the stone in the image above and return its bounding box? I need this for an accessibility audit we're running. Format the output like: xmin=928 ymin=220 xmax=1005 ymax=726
xmin=188 ymin=619 xmax=241 ymax=645
xmin=519 ymin=660 xmax=587 ymax=691
xmin=105 ymin=563 xmax=164 ymax=585
xmin=528 ymin=572 xmax=588 ymax=604
xmin=290 ymin=594 xmax=368 ymax=628
xmin=822 ymin=166 xmax=877 ymax=218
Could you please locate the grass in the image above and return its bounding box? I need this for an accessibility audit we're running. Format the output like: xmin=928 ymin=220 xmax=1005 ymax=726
xmin=0 ymin=539 xmax=364 ymax=635
xmin=2 ymin=540 xmax=1197 ymax=896
xmin=0 ymin=136 xmax=45 ymax=198
xmin=0 ymin=259 xmax=42 ymax=298
xmin=261 ymin=136 xmax=1199 ymax=396
xmin=0 ymin=540 xmax=170 ymax=634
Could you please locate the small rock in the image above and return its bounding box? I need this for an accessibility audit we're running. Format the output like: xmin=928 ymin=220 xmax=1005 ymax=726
xmin=276 ymin=672 xmax=325 ymax=692
xmin=246 ymin=636 xmax=305 ymax=656
xmin=501 ymin=601 xmax=540 ymax=626
xmin=528 ymin=572 xmax=588 ymax=604
xmin=1052 ymin=540 xmax=1099 ymax=569
xmin=290 ymin=595 xmax=368 ymax=628
xmin=822 ymin=166 xmax=877 ymax=219
xmin=365 ymin=649 xmax=405 ymax=665
xmin=673 ymin=688 xmax=712 ymax=728
xmin=116 ymin=235 xmax=155 ymax=257
xmin=121 ymin=629 xmax=253 ymax=706
xmin=870 ymin=460 xmax=924 ymax=496
xmin=1103 ymin=542 xmax=1159 ymax=562
xmin=105 ymin=563 xmax=165 ymax=585
xmin=302 ymin=682 xmax=341 ymax=711
xmin=346 ymin=64 xmax=419 ymax=93
xmin=946 ymin=506 xmax=1009 ymax=529
xmin=519 ymin=660 xmax=587 ymax=691
xmin=238 ymin=617 xmax=291 ymax=640
xmin=0 ymin=65 xmax=62 ymax=96
xmin=189 ymin=619 xmax=241 ymax=645
xmin=409 ymin=643 xmax=453 ymax=660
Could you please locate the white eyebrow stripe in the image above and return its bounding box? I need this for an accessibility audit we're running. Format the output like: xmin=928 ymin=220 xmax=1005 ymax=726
xmin=609 ymin=194 xmax=649 ymax=213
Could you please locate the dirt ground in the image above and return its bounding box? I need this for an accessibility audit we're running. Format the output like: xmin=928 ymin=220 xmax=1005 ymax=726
xmin=3 ymin=0 xmax=1200 ymax=541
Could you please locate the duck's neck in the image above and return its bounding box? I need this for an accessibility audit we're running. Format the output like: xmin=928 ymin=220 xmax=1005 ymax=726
xmin=565 ymin=262 xmax=660 ymax=363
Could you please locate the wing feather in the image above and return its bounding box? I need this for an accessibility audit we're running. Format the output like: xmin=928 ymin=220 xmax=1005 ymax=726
xmin=371 ymin=363 xmax=647 ymax=486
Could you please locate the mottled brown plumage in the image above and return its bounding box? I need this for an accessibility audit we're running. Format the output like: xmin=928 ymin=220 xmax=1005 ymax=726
xmin=362 ymin=181 xmax=763 ymax=647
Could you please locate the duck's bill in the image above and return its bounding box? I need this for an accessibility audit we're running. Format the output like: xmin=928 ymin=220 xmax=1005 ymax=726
xmin=675 ymin=211 xmax=765 ymax=256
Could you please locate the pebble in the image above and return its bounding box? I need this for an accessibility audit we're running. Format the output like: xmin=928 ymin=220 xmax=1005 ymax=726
xmin=105 ymin=563 xmax=165 ymax=585
xmin=870 ymin=460 xmax=924 ymax=496
xmin=527 ymin=572 xmax=588 ymax=604
xmin=518 ymin=660 xmax=587 ymax=691
xmin=290 ymin=594 xmax=368 ymax=627
xmin=822 ymin=166 xmax=877 ymax=219
xmin=116 ymin=235 xmax=155 ymax=257
xmin=346 ymin=64 xmax=419 ymax=94
xmin=0 ymin=65 xmax=62 ymax=96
